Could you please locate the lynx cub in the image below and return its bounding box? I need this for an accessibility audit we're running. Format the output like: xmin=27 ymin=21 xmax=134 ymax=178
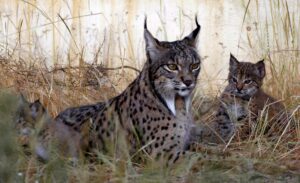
xmin=15 ymin=95 xmax=50 ymax=157
xmin=55 ymin=18 xmax=201 ymax=164
xmin=15 ymin=95 xmax=87 ymax=161
xmin=197 ymin=54 xmax=288 ymax=144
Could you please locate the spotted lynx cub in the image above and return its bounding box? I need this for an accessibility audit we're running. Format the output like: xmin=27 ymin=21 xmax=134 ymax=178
xmin=54 ymin=18 xmax=201 ymax=164
xmin=15 ymin=95 xmax=87 ymax=161
xmin=197 ymin=54 xmax=288 ymax=144
xmin=15 ymin=95 xmax=52 ymax=159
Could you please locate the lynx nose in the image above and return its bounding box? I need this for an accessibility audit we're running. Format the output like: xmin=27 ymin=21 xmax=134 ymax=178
xmin=236 ymin=83 xmax=243 ymax=92
xmin=183 ymin=80 xmax=193 ymax=87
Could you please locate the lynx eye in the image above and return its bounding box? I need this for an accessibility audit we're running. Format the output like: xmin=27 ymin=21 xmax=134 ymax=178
xmin=165 ymin=64 xmax=178 ymax=71
xmin=244 ymin=79 xmax=252 ymax=84
xmin=190 ymin=63 xmax=200 ymax=70
xmin=231 ymin=77 xmax=237 ymax=83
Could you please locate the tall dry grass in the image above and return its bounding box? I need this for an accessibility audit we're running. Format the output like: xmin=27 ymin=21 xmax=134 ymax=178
xmin=0 ymin=0 xmax=299 ymax=182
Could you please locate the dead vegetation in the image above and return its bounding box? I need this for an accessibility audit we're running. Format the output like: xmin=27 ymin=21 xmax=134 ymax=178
xmin=0 ymin=50 xmax=299 ymax=182
xmin=0 ymin=0 xmax=299 ymax=182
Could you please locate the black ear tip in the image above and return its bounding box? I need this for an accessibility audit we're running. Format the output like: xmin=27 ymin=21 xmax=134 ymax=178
xmin=194 ymin=16 xmax=201 ymax=32
xmin=195 ymin=15 xmax=200 ymax=28
xmin=229 ymin=54 xmax=240 ymax=64
xmin=230 ymin=53 xmax=237 ymax=60
xmin=257 ymin=59 xmax=265 ymax=65
xmin=144 ymin=16 xmax=147 ymax=29
xmin=34 ymin=99 xmax=41 ymax=104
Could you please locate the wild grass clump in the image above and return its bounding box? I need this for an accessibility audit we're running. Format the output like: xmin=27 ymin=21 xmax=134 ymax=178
xmin=0 ymin=0 xmax=299 ymax=182
xmin=238 ymin=0 xmax=300 ymax=167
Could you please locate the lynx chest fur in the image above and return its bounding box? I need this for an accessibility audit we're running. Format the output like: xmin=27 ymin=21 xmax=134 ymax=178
xmin=55 ymin=18 xmax=202 ymax=163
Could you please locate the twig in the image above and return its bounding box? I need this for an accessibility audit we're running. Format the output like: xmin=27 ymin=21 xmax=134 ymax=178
xmin=48 ymin=65 xmax=141 ymax=74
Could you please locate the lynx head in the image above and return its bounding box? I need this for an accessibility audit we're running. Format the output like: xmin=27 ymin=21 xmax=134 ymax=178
xmin=144 ymin=17 xmax=201 ymax=114
xmin=226 ymin=54 xmax=265 ymax=99
xmin=15 ymin=94 xmax=48 ymax=147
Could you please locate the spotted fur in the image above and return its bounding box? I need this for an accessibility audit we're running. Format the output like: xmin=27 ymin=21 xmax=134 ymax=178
xmin=55 ymin=17 xmax=202 ymax=164
xmin=196 ymin=54 xmax=289 ymax=144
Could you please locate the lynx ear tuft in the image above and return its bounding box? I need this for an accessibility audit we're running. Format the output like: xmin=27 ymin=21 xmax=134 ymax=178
xmin=183 ymin=16 xmax=201 ymax=47
xmin=144 ymin=16 xmax=148 ymax=29
xmin=144 ymin=17 xmax=165 ymax=62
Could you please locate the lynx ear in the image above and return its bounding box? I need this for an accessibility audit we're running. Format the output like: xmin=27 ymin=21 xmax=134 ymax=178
xmin=30 ymin=99 xmax=44 ymax=119
xmin=33 ymin=99 xmax=41 ymax=104
xmin=255 ymin=59 xmax=265 ymax=78
xmin=19 ymin=93 xmax=29 ymax=105
xmin=144 ymin=17 xmax=165 ymax=62
xmin=183 ymin=16 xmax=201 ymax=47
xmin=229 ymin=53 xmax=239 ymax=72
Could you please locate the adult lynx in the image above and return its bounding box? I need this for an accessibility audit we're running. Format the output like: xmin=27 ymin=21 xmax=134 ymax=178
xmin=55 ymin=18 xmax=202 ymax=164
